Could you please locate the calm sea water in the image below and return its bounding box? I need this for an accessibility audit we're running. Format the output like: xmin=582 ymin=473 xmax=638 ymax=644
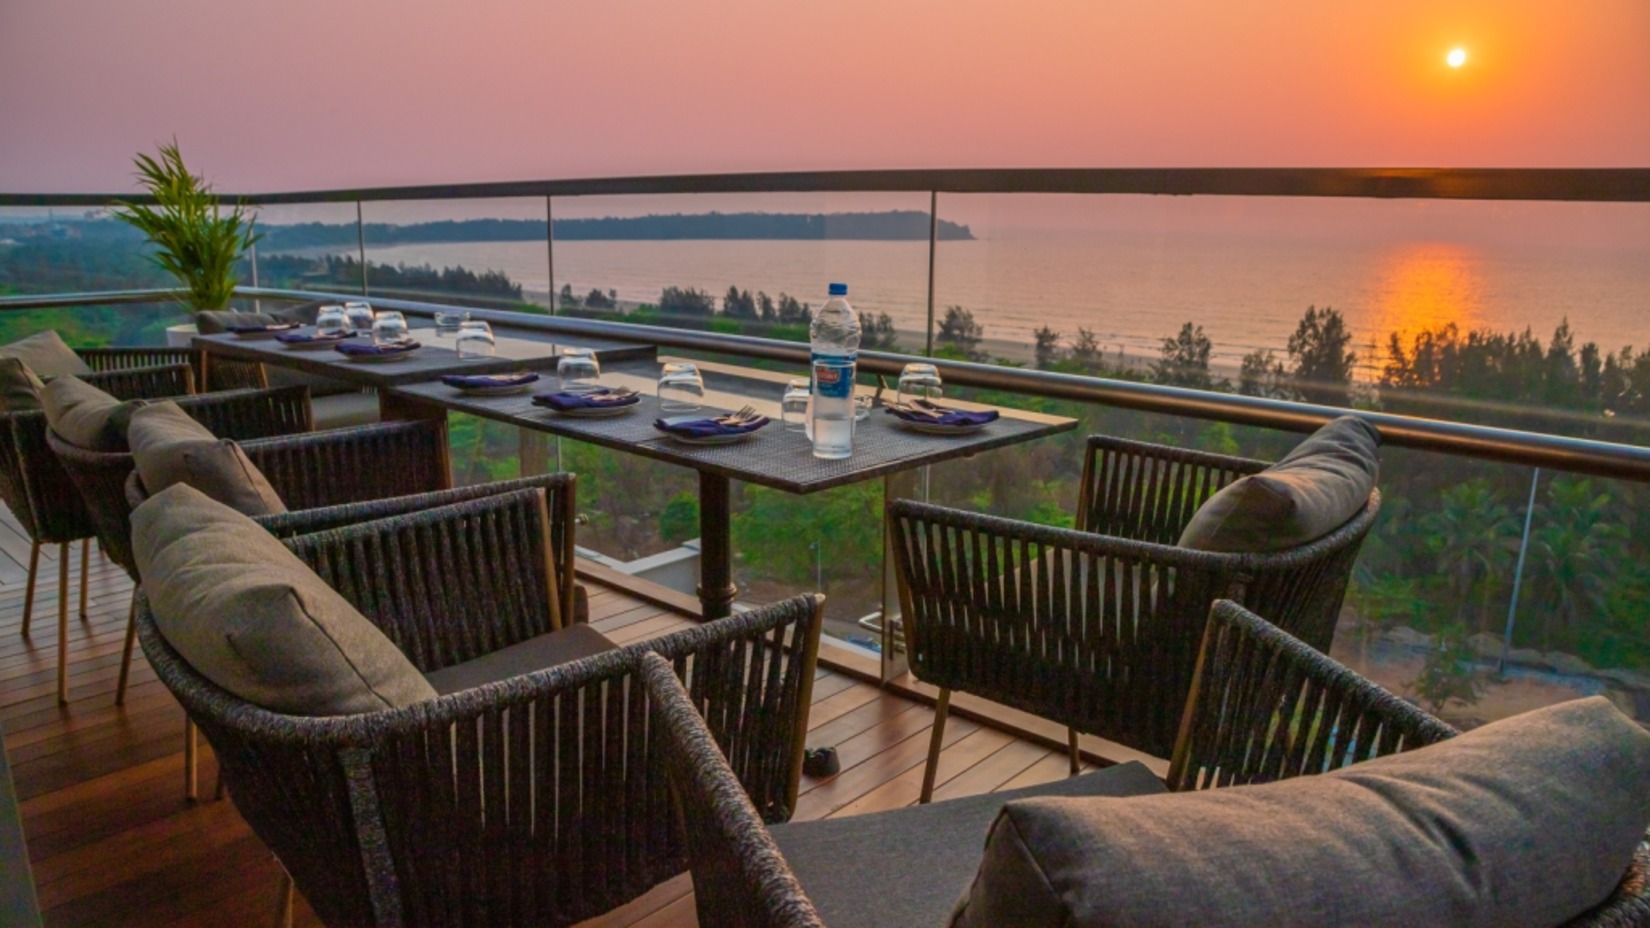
xmin=336 ymin=222 xmax=1650 ymax=374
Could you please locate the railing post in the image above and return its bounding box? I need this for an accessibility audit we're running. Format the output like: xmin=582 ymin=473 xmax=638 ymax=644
xmin=554 ymin=193 xmax=561 ymax=315
xmin=248 ymin=241 xmax=261 ymax=315
xmin=925 ymin=190 xmax=938 ymax=358
xmin=355 ymin=200 xmax=369 ymax=296
xmin=1499 ymin=466 xmax=1541 ymax=675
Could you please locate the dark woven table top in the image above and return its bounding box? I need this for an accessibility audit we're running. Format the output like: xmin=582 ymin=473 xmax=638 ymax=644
xmin=392 ymin=359 xmax=1076 ymax=494
xmin=193 ymin=327 xmax=655 ymax=388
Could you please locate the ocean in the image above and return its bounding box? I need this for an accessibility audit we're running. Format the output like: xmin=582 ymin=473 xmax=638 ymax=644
xmin=298 ymin=203 xmax=1650 ymax=375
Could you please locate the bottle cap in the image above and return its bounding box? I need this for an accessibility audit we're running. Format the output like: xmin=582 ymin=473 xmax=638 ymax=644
xmin=828 ymin=283 xmax=848 ymax=296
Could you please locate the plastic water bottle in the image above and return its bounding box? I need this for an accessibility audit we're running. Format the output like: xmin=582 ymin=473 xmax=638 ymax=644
xmin=810 ymin=282 xmax=861 ymax=459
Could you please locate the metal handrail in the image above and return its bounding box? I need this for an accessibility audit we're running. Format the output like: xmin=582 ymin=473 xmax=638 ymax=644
xmin=5 ymin=285 xmax=1647 ymax=482
xmin=5 ymin=167 xmax=1649 ymax=207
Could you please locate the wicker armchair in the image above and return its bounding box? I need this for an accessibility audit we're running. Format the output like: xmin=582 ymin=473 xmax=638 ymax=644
xmin=889 ymin=436 xmax=1379 ymax=798
xmin=136 ymin=489 xmax=823 ymax=928
xmin=650 ymin=601 xmax=1650 ymax=928
xmin=0 ymin=360 xmax=200 ymax=704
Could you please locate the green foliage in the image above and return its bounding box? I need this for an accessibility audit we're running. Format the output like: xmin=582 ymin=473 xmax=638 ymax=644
xmin=1239 ymin=347 xmax=1290 ymax=398
xmin=659 ymin=492 xmax=700 ymax=545
xmin=1286 ymin=305 xmax=1356 ymax=407
xmin=735 ymin=482 xmax=883 ymax=592
xmin=1151 ymin=322 xmax=1225 ymax=391
xmin=1408 ymin=625 xmax=1485 ymax=715
xmin=937 ymin=305 xmax=985 ymax=360
xmin=111 ymin=141 xmax=258 ymax=311
xmin=1421 ymin=478 xmax=1520 ymax=631
xmin=1033 ymin=326 xmax=1064 ymax=370
xmin=861 ymin=312 xmax=900 ymax=351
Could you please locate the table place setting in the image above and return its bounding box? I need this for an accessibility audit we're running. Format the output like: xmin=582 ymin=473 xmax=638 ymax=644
xmin=884 ymin=399 xmax=999 ymax=435
xmin=274 ymin=328 xmax=357 ymax=350
xmin=226 ymin=320 xmax=301 ymax=339
xmin=653 ymin=405 xmax=770 ymax=444
xmin=532 ymin=386 xmax=642 ymax=416
xmin=440 ymin=370 xmax=541 ymax=396
xmin=335 ymin=338 xmax=421 ymax=362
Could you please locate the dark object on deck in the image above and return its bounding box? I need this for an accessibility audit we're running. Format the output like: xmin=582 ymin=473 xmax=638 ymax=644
xmin=803 ymin=746 xmax=841 ymax=778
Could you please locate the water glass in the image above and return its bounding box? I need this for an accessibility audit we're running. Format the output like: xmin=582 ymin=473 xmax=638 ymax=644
xmin=455 ymin=320 xmax=495 ymax=360
xmin=657 ymin=362 xmax=704 ymax=412
xmin=315 ymin=304 xmax=348 ymax=336
xmin=854 ymin=393 xmax=873 ymax=421
xmin=897 ymin=362 xmax=943 ymax=407
xmin=370 ymin=310 xmax=409 ymax=346
xmin=344 ymin=300 xmax=375 ymax=331
xmin=557 ymin=348 xmax=601 ymax=394
xmin=434 ymin=309 xmax=470 ymax=336
xmin=780 ymin=377 xmax=811 ymax=432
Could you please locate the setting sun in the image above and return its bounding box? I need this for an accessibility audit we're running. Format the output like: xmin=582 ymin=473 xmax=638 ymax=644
xmin=1447 ymin=47 xmax=1468 ymax=67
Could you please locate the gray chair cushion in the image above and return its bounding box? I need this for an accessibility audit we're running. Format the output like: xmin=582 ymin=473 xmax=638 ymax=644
xmin=424 ymin=624 xmax=617 ymax=695
xmin=132 ymin=483 xmax=436 ymax=716
xmin=0 ymin=330 xmax=91 ymax=379
xmin=129 ymin=402 xmax=287 ymax=517
xmin=0 ymin=358 xmax=44 ymax=413
xmin=951 ymin=697 xmax=1650 ymax=928
xmin=40 ymin=376 xmax=145 ymax=452
xmin=772 ymin=761 xmax=1166 ymax=928
xmin=1178 ymin=415 xmax=1378 ymax=552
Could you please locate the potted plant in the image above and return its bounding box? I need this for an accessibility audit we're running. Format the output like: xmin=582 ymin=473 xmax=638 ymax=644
xmin=112 ymin=140 xmax=259 ymax=344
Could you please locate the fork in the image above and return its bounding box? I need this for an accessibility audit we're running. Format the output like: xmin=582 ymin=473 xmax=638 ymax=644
xmin=892 ymin=402 xmax=944 ymax=418
xmin=717 ymin=405 xmax=759 ymax=424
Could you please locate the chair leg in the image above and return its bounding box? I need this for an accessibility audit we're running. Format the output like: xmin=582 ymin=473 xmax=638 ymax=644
xmin=116 ymin=592 xmax=138 ymax=706
xmin=78 ymin=539 xmax=89 ymax=621
xmin=1067 ymin=726 xmax=1081 ymax=776
xmin=56 ymin=544 xmax=69 ymax=705
xmin=21 ymin=541 xmax=40 ymax=636
xmin=273 ymin=864 xmax=295 ymax=928
xmin=919 ymin=688 xmax=952 ymax=804
xmin=184 ymin=718 xmax=199 ymax=802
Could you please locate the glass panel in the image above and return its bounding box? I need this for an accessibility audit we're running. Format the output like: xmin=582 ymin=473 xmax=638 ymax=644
xmin=358 ymin=198 xmax=550 ymax=312
xmin=251 ymin=201 xmax=374 ymax=298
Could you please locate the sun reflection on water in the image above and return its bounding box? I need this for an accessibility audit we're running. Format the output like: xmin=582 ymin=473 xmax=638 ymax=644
xmin=1371 ymin=242 xmax=1488 ymax=347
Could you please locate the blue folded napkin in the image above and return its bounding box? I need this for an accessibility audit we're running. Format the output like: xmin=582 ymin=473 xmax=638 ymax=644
xmin=531 ymin=388 xmax=641 ymax=411
xmin=228 ymin=321 xmax=301 ymax=334
xmin=885 ymin=404 xmax=999 ymax=427
xmin=275 ymin=329 xmax=354 ymax=344
xmin=653 ymin=414 xmax=771 ymax=439
xmin=335 ymin=339 xmax=420 ymax=357
xmin=441 ymin=371 xmax=540 ymax=389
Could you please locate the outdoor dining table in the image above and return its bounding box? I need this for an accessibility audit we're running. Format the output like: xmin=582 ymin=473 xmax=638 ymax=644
xmin=191 ymin=325 xmax=655 ymax=482
xmin=390 ymin=356 xmax=1077 ymax=680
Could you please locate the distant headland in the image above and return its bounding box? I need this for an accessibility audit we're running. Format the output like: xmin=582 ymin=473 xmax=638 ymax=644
xmin=259 ymin=211 xmax=973 ymax=251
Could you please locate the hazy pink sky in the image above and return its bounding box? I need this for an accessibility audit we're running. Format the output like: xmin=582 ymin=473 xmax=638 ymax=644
xmin=2 ymin=0 xmax=1647 ymax=195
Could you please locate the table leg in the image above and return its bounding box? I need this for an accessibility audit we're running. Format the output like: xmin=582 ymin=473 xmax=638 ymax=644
xmin=697 ymin=472 xmax=738 ymax=620
xmin=881 ymin=469 xmax=920 ymax=682
xmin=375 ymin=392 xmax=453 ymax=489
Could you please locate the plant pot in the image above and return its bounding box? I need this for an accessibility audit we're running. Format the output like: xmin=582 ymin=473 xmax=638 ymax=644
xmin=165 ymin=323 xmax=198 ymax=348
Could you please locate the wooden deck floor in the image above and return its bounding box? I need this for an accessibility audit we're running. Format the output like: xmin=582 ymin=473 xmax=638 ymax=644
xmin=0 ymin=507 xmax=1094 ymax=928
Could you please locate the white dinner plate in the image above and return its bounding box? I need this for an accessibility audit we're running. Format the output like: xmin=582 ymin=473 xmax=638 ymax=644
xmin=558 ymin=401 xmax=638 ymax=417
xmin=662 ymin=430 xmax=757 ymax=445
xmin=458 ymin=382 xmax=536 ymax=396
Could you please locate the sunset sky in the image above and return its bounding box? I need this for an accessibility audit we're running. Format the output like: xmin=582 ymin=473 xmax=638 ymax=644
xmin=2 ymin=0 xmax=1647 ymax=195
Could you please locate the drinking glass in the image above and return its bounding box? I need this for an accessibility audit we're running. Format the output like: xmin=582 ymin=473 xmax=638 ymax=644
xmin=433 ymin=309 xmax=470 ymax=336
xmin=557 ymin=348 xmax=601 ymax=394
xmin=897 ymin=363 xmax=943 ymax=407
xmin=344 ymin=301 xmax=375 ymax=331
xmin=315 ymin=304 xmax=348 ymax=336
xmin=455 ymin=320 xmax=495 ymax=360
xmin=657 ymin=362 xmax=704 ymax=412
xmin=780 ymin=377 xmax=811 ymax=432
xmin=854 ymin=393 xmax=873 ymax=421
xmin=370 ymin=310 xmax=409 ymax=346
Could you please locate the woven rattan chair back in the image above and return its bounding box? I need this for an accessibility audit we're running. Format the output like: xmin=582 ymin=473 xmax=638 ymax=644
xmin=1077 ymin=435 xmax=1266 ymax=546
xmin=890 ymin=486 xmax=1379 ymax=763
xmin=137 ymin=491 xmax=823 ymax=927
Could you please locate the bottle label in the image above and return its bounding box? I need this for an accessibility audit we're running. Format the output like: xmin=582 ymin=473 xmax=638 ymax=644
xmin=812 ymin=353 xmax=855 ymax=400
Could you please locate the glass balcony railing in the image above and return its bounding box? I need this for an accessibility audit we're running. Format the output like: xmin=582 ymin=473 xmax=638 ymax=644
xmin=3 ymin=167 xmax=1647 ymax=734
